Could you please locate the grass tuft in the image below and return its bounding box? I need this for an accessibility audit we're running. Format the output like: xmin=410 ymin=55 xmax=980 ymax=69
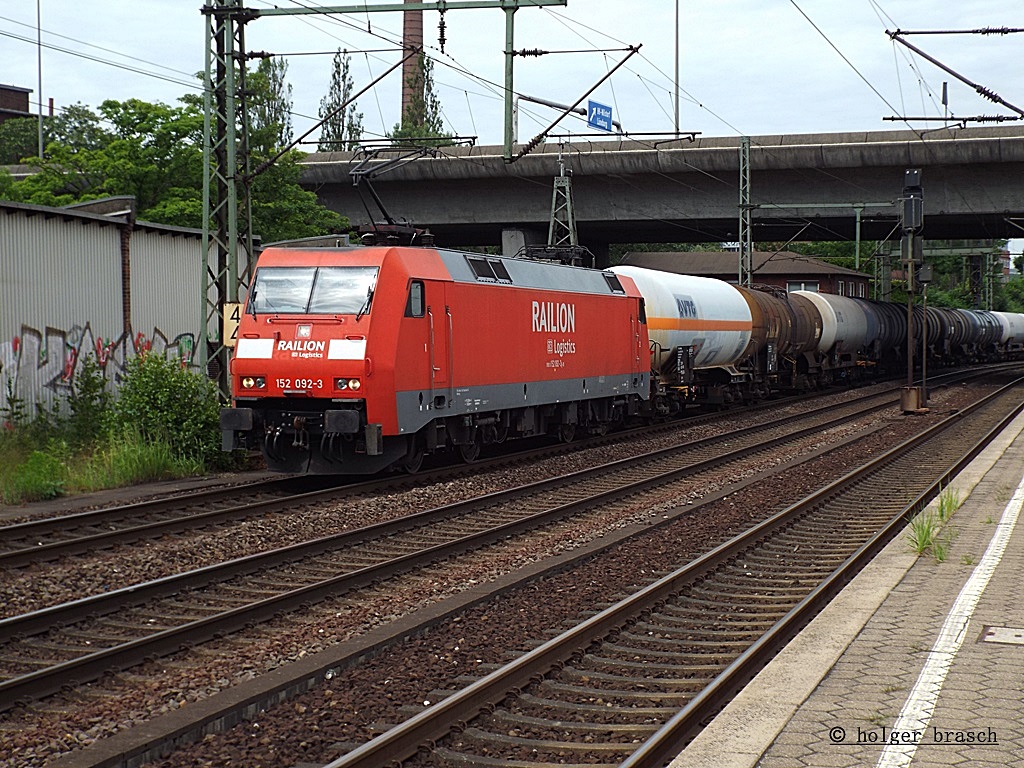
xmin=905 ymin=487 xmax=964 ymax=563
xmin=936 ymin=487 xmax=962 ymax=523
xmin=906 ymin=511 xmax=941 ymax=557
xmin=72 ymin=429 xmax=202 ymax=491
xmin=0 ymin=350 xmax=233 ymax=506
xmin=1 ymin=448 xmax=67 ymax=503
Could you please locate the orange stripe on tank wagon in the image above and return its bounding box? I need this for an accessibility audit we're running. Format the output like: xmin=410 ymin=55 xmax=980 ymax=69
xmin=647 ymin=317 xmax=752 ymax=332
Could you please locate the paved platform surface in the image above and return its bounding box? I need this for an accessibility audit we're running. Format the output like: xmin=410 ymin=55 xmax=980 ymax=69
xmin=672 ymin=409 xmax=1024 ymax=768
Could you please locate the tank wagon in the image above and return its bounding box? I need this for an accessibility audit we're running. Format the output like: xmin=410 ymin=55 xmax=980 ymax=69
xmin=993 ymin=311 xmax=1024 ymax=354
xmin=221 ymin=246 xmax=1024 ymax=474
xmin=609 ymin=266 xmax=754 ymax=410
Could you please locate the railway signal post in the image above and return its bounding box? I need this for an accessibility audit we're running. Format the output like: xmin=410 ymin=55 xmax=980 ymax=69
xmin=901 ymin=168 xmax=925 ymax=413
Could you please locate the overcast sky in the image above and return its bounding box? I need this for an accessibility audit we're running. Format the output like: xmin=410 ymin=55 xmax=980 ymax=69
xmin=5 ymin=1 xmax=1022 ymax=142
xmin=3 ymin=1 xmax=1023 ymax=249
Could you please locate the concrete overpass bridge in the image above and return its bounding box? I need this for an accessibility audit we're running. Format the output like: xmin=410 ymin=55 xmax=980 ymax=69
xmin=300 ymin=125 xmax=1024 ymax=262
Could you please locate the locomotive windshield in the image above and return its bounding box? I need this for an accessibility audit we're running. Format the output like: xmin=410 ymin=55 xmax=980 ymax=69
xmin=248 ymin=266 xmax=379 ymax=315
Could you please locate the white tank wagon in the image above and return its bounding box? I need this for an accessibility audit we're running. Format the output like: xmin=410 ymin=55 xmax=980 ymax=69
xmin=991 ymin=311 xmax=1024 ymax=349
xmin=609 ymin=265 xmax=755 ymax=408
xmin=610 ymin=266 xmax=753 ymax=371
xmin=792 ymin=291 xmax=870 ymax=360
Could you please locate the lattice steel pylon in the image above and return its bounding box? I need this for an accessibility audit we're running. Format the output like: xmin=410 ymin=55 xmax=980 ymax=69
xmin=199 ymin=0 xmax=568 ymax=399
xmin=738 ymin=135 xmax=753 ymax=286
xmin=202 ymin=0 xmax=255 ymax=399
xmin=548 ymin=150 xmax=577 ymax=247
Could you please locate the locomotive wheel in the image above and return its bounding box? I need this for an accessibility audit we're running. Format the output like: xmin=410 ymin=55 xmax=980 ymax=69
xmin=458 ymin=438 xmax=481 ymax=463
xmin=558 ymin=423 xmax=577 ymax=443
xmin=399 ymin=453 xmax=423 ymax=473
xmin=398 ymin=450 xmax=424 ymax=474
xmin=397 ymin=436 xmax=425 ymax=474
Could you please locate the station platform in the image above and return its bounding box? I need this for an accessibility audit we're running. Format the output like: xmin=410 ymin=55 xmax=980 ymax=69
xmin=672 ymin=409 xmax=1024 ymax=768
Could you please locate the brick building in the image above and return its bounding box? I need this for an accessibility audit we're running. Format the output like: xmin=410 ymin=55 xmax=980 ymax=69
xmin=0 ymin=84 xmax=32 ymax=124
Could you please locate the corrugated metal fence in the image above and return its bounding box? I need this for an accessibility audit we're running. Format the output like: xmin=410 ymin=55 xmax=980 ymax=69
xmin=0 ymin=201 xmax=203 ymax=419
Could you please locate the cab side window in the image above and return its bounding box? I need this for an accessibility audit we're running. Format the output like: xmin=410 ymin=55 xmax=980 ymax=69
xmin=405 ymin=280 xmax=425 ymax=317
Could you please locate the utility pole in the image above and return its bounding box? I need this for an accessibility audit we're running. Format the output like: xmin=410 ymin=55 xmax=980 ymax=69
xmin=674 ymin=0 xmax=680 ymax=136
xmin=36 ymin=0 xmax=43 ymax=158
xmin=548 ymin=145 xmax=577 ymax=249
xmin=900 ymin=168 xmax=924 ymax=414
xmin=919 ymin=263 xmax=932 ymax=403
xmin=201 ymin=0 xmax=252 ymax=397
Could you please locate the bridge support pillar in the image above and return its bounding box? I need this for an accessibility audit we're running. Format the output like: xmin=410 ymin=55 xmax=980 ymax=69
xmin=501 ymin=227 xmax=546 ymax=258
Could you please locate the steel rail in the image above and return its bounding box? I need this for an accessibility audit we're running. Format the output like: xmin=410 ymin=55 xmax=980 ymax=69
xmin=0 ymin=477 xmax=345 ymax=566
xmin=0 ymin=403 xmax=758 ymax=565
xmin=620 ymin=380 xmax=1024 ymax=767
xmin=0 ymin=384 xmax=908 ymax=710
xmin=0 ymin=384 xmax=901 ymax=637
xmin=320 ymin=376 xmax=1024 ymax=768
xmin=0 ymin=365 xmax=984 ymax=568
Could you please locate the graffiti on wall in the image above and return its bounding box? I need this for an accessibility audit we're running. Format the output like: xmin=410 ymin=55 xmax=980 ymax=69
xmin=0 ymin=323 xmax=198 ymax=417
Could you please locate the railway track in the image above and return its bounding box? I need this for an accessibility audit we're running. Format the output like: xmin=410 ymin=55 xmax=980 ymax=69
xmin=0 ymin=368 xmax=986 ymax=570
xmin=321 ymin=375 xmax=1024 ymax=768
xmin=0 ymin=380 xmax=932 ymax=713
xmin=0 ymin=476 xmax=342 ymax=567
xmin=0 ymin=399 xmax=783 ymax=568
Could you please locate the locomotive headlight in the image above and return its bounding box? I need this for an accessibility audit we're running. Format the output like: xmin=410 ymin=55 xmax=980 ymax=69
xmin=348 ymin=378 xmax=361 ymax=390
xmin=241 ymin=376 xmax=266 ymax=389
xmin=335 ymin=377 xmax=361 ymax=391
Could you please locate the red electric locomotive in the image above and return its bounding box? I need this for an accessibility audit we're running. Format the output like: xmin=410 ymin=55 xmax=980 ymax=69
xmin=220 ymin=246 xmax=651 ymax=473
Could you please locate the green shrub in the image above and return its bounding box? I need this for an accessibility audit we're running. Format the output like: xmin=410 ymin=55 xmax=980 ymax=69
xmin=2 ymin=378 xmax=28 ymax=431
xmin=67 ymin=352 xmax=111 ymax=447
xmin=0 ymin=352 xmax=235 ymax=502
xmin=2 ymin=378 xmax=64 ymax=450
xmin=0 ymin=437 xmax=28 ymax=500
xmin=107 ymin=353 xmax=223 ymax=467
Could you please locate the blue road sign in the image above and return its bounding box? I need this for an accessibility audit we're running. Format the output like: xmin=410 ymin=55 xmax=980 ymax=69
xmin=588 ymin=100 xmax=613 ymax=132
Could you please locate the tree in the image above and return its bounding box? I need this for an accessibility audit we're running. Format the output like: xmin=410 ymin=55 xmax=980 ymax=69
xmin=51 ymin=103 xmax=109 ymax=150
xmin=0 ymin=118 xmax=38 ymax=165
xmin=250 ymin=150 xmax=347 ymax=243
xmin=0 ymin=103 xmax=107 ymax=165
xmin=2 ymin=99 xmax=203 ymax=212
xmin=389 ymin=54 xmax=450 ymax=144
xmin=1000 ymin=275 xmax=1024 ymax=312
xmin=318 ymin=49 xmax=364 ymax=152
xmin=242 ymin=57 xmax=349 ymax=241
xmin=0 ymin=96 xmax=348 ymax=243
xmin=248 ymin=57 xmax=293 ymax=152
xmin=98 ymin=98 xmax=205 ymax=210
